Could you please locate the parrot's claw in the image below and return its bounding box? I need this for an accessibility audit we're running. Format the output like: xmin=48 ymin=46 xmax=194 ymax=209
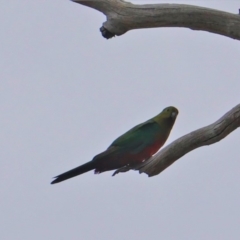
xmin=112 ymin=158 xmax=152 ymax=176
xmin=112 ymin=165 xmax=132 ymax=176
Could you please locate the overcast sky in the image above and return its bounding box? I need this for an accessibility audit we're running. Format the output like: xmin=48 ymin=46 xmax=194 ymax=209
xmin=1 ymin=1 xmax=240 ymax=240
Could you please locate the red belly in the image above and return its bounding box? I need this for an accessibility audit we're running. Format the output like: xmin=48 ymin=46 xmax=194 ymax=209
xmin=131 ymin=140 xmax=164 ymax=163
xmin=94 ymin=140 xmax=165 ymax=173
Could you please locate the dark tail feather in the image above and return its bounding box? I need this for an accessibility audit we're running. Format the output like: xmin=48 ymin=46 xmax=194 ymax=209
xmin=51 ymin=161 xmax=95 ymax=184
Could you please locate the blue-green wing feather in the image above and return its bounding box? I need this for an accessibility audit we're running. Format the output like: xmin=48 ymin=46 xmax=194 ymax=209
xmin=109 ymin=120 xmax=160 ymax=153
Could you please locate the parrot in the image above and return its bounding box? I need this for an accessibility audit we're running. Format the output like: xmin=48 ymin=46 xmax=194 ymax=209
xmin=51 ymin=106 xmax=178 ymax=184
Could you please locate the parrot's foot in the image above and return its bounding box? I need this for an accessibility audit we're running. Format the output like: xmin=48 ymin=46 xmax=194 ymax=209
xmin=112 ymin=165 xmax=132 ymax=176
xmin=112 ymin=159 xmax=152 ymax=176
xmin=100 ymin=26 xmax=115 ymax=39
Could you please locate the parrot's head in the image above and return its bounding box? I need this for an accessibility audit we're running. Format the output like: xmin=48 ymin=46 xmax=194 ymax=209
xmin=161 ymin=106 xmax=179 ymax=120
xmin=153 ymin=106 xmax=179 ymax=126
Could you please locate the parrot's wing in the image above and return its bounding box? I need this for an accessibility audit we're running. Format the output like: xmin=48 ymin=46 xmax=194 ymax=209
xmin=109 ymin=120 xmax=160 ymax=153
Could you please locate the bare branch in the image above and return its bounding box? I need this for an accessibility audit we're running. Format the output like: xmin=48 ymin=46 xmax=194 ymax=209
xmin=113 ymin=104 xmax=240 ymax=177
xmin=72 ymin=0 xmax=240 ymax=40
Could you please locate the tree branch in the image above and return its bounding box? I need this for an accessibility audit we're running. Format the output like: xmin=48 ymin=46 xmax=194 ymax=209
xmin=72 ymin=0 xmax=240 ymax=40
xmin=113 ymin=104 xmax=240 ymax=177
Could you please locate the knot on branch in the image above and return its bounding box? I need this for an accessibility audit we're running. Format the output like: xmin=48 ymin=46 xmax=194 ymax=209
xmin=100 ymin=26 xmax=116 ymax=39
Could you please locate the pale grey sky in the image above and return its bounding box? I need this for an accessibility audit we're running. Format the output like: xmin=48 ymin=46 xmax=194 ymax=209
xmin=1 ymin=1 xmax=240 ymax=240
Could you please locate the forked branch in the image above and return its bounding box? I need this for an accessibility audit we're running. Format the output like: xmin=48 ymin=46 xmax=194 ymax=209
xmin=72 ymin=0 xmax=240 ymax=39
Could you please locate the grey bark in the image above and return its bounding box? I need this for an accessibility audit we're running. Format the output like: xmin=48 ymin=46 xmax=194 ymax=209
xmin=72 ymin=0 xmax=240 ymax=40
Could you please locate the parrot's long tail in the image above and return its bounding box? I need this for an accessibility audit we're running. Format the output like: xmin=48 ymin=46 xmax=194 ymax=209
xmin=51 ymin=161 xmax=95 ymax=184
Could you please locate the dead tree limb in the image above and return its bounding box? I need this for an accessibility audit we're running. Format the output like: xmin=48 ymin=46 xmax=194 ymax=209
xmin=113 ymin=104 xmax=240 ymax=177
xmin=72 ymin=0 xmax=240 ymax=39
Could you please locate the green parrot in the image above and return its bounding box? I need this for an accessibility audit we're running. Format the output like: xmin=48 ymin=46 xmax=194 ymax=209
xmin=51 ymin=106 xmax=178 ymax=184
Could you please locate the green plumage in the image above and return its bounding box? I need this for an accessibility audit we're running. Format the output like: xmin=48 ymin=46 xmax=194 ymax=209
xmin=51 ymin=106 xmax=178 ymax=184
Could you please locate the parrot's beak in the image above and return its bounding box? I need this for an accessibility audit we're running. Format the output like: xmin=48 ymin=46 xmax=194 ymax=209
xmin=171 ymin=112 xmax=177 ymax=118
